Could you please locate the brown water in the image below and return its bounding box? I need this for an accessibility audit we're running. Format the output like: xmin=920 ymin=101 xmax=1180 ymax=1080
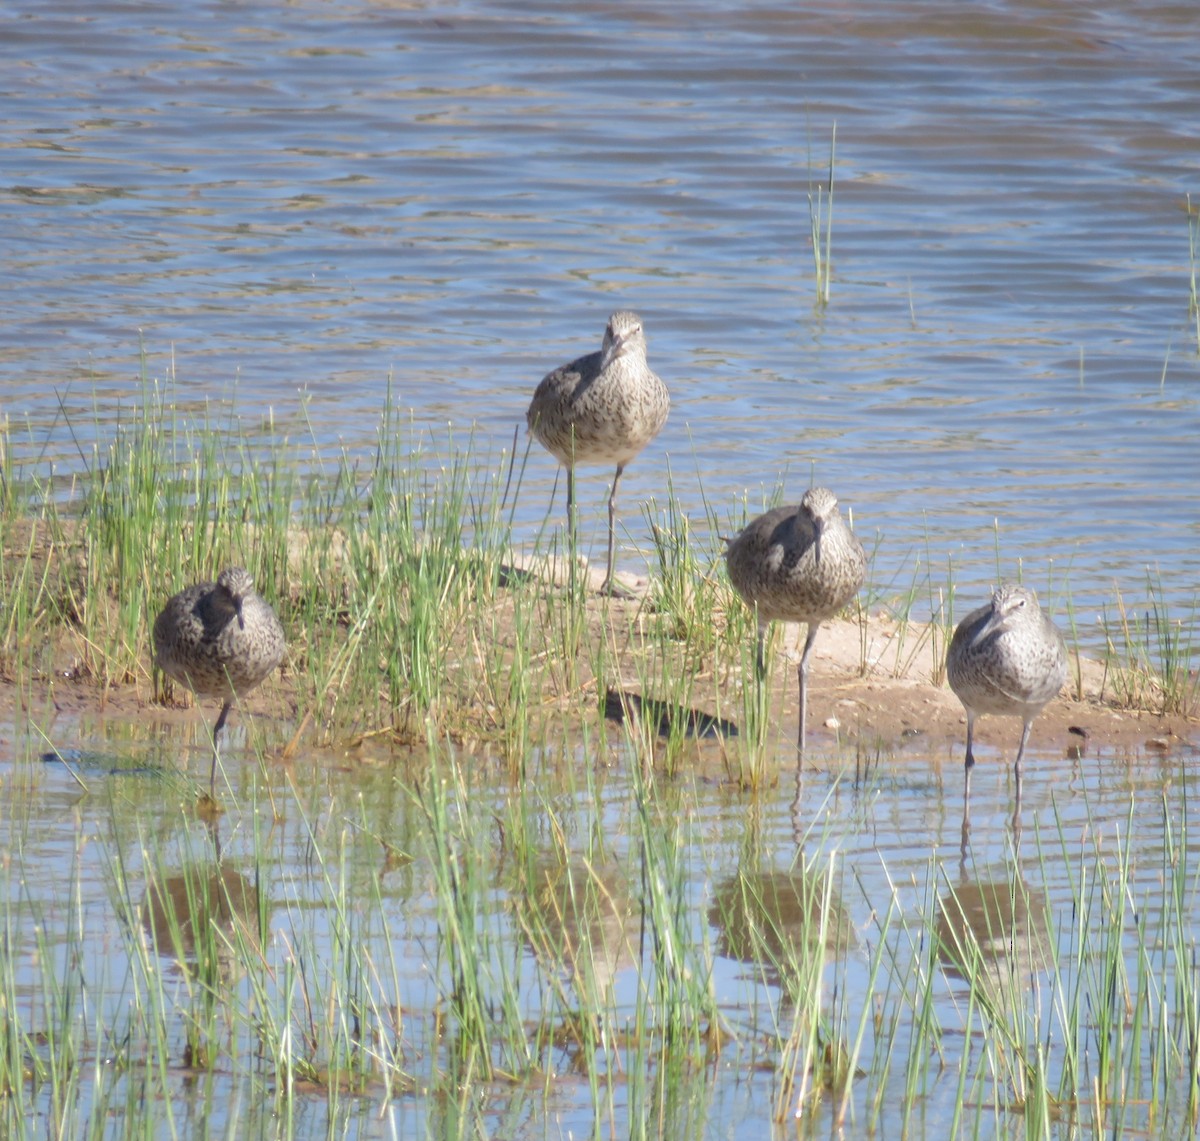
xmin=3 ymin=1 xmax=1200 ymax=1137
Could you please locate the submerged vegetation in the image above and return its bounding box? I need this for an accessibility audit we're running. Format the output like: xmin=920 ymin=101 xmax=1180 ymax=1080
xmin=3 ymin=705 xmax=1200 ymax=1139
xmin=0 ymin=382 xmax=1198 ymax=1139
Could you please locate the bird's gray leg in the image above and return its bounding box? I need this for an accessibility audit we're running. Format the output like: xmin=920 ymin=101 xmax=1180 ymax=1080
xmin=209 ymin=700 xmax=233 ymax=795
xmin=963 ymin=709 xmax=977 ymax=795
xmin=796 ymin=622 xmax=821 ymax=753
xmin=962 ymin=709 xmax=977 ymax=855
xmin=600 ymin=463 xmax=625 ymax=594
xmin=1013 ymin=717 xmax=1034 ymax=808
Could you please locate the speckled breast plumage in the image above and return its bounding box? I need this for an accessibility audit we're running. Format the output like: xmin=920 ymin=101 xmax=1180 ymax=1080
xmin=154 ymin=580 xmax=285 ymax=702
xmin=947 ymin=589 xmax=1067 ymax=719
xmin=726 ymin=502 xmax=867 ymax=626
xmin=527 ymin=350 xmax=669 ymax=469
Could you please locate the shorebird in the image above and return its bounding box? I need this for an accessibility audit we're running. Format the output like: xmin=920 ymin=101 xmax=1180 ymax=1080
xmin=153 ymin=566 xmax=286 ymax=794
xmin=946 ymin=583 xmax=1067 ymax=802
xmin=725 ymin=487 xmax=867 ymax=750
xmin=526 ymin=310 xmax=670 ymax=593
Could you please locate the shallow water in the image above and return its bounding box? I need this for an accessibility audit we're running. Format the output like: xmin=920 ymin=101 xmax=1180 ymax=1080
xmin=2 ymin=0 xmax=1198 ymax=653
xmin=3 ymin=707 xmax=1200 ymax=1139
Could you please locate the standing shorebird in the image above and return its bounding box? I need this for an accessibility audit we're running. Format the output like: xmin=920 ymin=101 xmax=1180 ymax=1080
xmin=725 ymin=487 xmax=867 ymax=751
xmin=946 ymin=583 xmax=1067 ymax=804
xmin=526 ymin=310 xmax=670 ymax=593
xmin=153 ymin=566 xmax=286 ymax=795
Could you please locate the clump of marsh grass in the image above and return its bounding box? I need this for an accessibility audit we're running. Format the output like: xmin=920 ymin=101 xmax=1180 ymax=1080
xmin=728 ymin=629 xmax=775 ymax=788
xmin=302 ymin=402 xmax=517 ymax=745
xmin=1100 ymin=576 xmax=1200 ymax=716
xmin=807 ymin=122 xmax=837 ymax=307
xmin=1038 ymin=799 xmax=1199 ymax=1129
xmin=414 ymin=734 xmax=530 ymax=1079
xmin=99 ymin=778 xmax=421 ymax=1111
xmin=894 ymin=793 xmax=1200 ymax=1139
xmin=641 ymin=460 xmax=728 ymax=655
xmin=873 ymin=549 xmax=954 ymax=685
xmin=934 ymin=870 xmax=1054 ymax=1120
xmin=0 ymin=413 xmax=13 ymax=519
xmin=627 ymin=741 xmax=722 ymax=1053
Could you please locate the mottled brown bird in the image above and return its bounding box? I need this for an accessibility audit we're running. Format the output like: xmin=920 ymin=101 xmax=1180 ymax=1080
xmin=725 ymin=487 xmax=867 ymax=750
xmin=947 ymin=583 xmax=1067 ymax=801
xmin=154 ymin=566 xmax=285 ymax=793
xmin=527 ymin=310 xmax=669 ymax=592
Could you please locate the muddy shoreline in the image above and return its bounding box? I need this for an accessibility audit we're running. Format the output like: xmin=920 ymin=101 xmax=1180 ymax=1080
xmin=4 ymin=559 xmax=1195 ymax=766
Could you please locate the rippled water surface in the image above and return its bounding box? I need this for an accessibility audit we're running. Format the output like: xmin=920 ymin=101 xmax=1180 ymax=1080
xmin=4 ymin=711 xmax=1199 ymax=1139
xmin=2 ymin=2 xmax=1200 ymax=1137
xmin=2 ymin=0 xmax=1198 ymax=642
